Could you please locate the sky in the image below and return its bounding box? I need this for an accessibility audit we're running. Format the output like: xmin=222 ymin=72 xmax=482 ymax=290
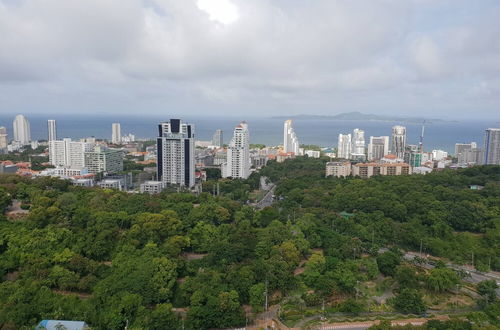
xmin=0 ymin=0 xmax=499 ymax=120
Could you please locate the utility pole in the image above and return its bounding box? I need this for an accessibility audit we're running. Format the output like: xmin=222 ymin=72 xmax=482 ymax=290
xmin=419 ymin=239 xmax=423 ymax=256
xmin=264 ymin=279 xmax=268 ymax=312
xmin=471 ymin=252 xmax=474 ymax=269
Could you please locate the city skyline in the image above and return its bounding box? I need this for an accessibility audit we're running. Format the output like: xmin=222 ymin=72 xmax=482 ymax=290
xmin=0 ymin=1 xmax=499 ymax=119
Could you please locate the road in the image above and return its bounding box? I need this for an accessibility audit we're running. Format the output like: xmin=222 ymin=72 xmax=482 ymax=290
xmin=255 ymin=185 xmax=276 ymax=209
xmin=402 ymin=251 xmax=500 ymax=295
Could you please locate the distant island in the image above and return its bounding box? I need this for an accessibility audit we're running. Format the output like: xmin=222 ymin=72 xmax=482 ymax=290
xmin=271 ymin=111 xmax=448 ymax=124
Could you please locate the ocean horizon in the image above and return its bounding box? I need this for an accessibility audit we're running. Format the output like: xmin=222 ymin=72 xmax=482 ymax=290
xmin=0 ymin=114 xmax=494 ymax=154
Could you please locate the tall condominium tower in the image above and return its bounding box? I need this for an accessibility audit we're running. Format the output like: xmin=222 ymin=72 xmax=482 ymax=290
xmin=47 ymin=119 xmax=57 ymax=142
xmin=391 ymin=126 xmax=407 ymax=159
xmin=0 ymin=127 xmax=7 ymax=152
xmin=455 ymin=142 xmax=478 ymax=164
xmin=13 ymin=114 xmax=30 ymax=145
xmin=49 ymin=138 xmax=95 ymax=168
xmin=283 ymin=120 xmax=300 ymax=155
xmin=112 ymin=123 xmax=121 ymax=144
xmin=484 ymin=128 xmax=500 ymax=165
xmin=223 ymin=122 xmax=250 ymax=179
xmin=212 ymin=129 xmax=223 ymax=147
xmin=368 ymin=136 xmax=389 ymax=161
xmin=352 ymin=129 xmax=366 ymax=155
xmin=157 ymin=119 xmax=195 ymax=188
xmin=337 ymin=134 xmax=352 ymax=159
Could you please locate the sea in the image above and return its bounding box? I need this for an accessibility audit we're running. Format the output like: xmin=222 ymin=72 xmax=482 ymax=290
xmin=0 ymin=114 xmax=497 ymax=154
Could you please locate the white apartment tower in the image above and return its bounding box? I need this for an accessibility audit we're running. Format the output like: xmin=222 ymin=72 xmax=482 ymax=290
xmin=368 ymin=136 xmax=389 ymax=161
xmin=0 ymin=127 xmax=7 ymax=151
xmin=352 ymin=129 xmax=366 ymax=156
xmin=112 ymin=123 xmax=121 ymax=144
xmin=283 ymin=120 xmax=300 ymax=155
xmin=49 ymin=138 xmax=94 ymax=168
xmin=391 ymin=126 xmax=407 ymax=159
xmin=224 ymin=122 xmax=250 ymax=179
xmin=48 ymin=119 xmax=57 ymax=142
xmin=484 ymin=128 xmax=500 ymax=165
xmin=13 ymin=114 xmax=30 ymax=145
xmin=337 ymin=134 xmax=352 ymax=159
xmin=157 ymin=119 xmax=195 ymax=188
xmin=212 ymin=129 xmax=223 ymax=147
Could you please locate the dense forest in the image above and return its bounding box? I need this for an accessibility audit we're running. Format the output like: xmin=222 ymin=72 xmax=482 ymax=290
xmin=0 ymin=158 xmax=499 ymax=329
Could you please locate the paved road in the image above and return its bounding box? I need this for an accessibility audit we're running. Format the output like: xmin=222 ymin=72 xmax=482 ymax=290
xmin=402 ymin=251 xmax=500 ymax=295
xmin=255 ymin=184 xmax=276 ymax=209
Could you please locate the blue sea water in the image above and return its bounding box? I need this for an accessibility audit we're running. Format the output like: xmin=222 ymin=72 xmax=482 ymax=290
xmin=0 ymin=114 xmax=496 ymax=154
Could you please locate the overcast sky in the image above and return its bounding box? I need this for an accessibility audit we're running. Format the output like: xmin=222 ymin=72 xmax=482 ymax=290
xmin=0 ymin=0 xmax=499 ymax=119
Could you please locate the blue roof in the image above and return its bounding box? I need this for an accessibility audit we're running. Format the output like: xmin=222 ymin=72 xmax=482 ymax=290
xmin=36 ymin=320 xmax=88 ymax=330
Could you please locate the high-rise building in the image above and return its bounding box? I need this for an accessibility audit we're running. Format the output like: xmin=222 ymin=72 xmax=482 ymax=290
xmin=484 ymin=128 xmax=500 ymax=165
xmin=112 ymin=123 xmax=121 ymax=144
xmin=212 ymin=129 xmax=223 ymax=147
xmin=455 ymin=142 xmax=479 ymax=164
xmin=0 ymin=127 xmax=7 ymax=152
xmin=283 ymin=120 xmax=300 ymax=155
xmin=47 ymin=119 xmax=57 ymax=142
xmin=391 ymin=126 xmax=406 ymax=159
xmin=404 ymin=145 xmax=422 ymax=167
xmin=337 ymin=134 xmax=352 ymax=159
xmin=84 ymin=145 xmax=123 ymax=174
xmin=223 ymin=122 xmax=250 ymax=179
xmin=157 ymin=119 xmax=195 ymax=188
xmin=13 ymin=114 xmax=30 ymax=145
xmin=49 ymin=138 xmax=95 ymax=168
xmin=368 ymin=136 xmax=389 ymax=161
xmin=432 ymin=150 xmax=448 ymax=161
xmin=352 ymin=129 xmax=365 ymax=156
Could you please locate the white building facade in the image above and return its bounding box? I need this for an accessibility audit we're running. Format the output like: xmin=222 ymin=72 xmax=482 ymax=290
xmin=49 ymin=138 xmax=94 ymax=169
xmin=337 ymin=134 xmax=352 ymax=159
xmin=391 ymin=126 xmax=407 ymax=159
xmin=352 ymin=129 xmax=365 ymax=157
xmin=157 ymin=119 xmax=195 ymax=188
xmin=223 ymin=122 xmax=250 ymax=179
xmin=484 ymin=128 xmax=500 ymax=165
xmin=368 ymin=136 xmax=389 ymax=161
xmin=48 ymin=119 xmax=57 ymax=142
xmin=283 ymin=120 xmax=300 ymax=155
xmin=13 ymin=114 xmax=30 ymax=145
xmin=112 ymin=123 xmax=121 ymax=144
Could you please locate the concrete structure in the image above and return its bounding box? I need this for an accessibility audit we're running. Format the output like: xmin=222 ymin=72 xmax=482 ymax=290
xmin=380 ymin=154 xmax=404 ymax=164
xmin=432 ymin=149 xmax=448 ymax=161
xmin=484 ymin=128 xmax=500 ymax=165
xmin=0 ymin=126 xmax=7 ymax=152
xmin=304 ymin=150 xmax=320 ymax=158
xmin=49 ymin=138 xmax=94 ymax=169
xmin=140 ymin=180 xmax=165 ymax=194
xmin=352 ymin=162 xmax=411 ymax=179
xmin=461 ymin=148 xmax=484 ymax=165
xmin=47 ymin=119 xmax=57 ymax=142
xmin=391 ymin=125 xmax=406 ymax=159
xmin=404 ymin=144 xmax=422 ymax=167
xmin=112 ymin=123 xmax=121 ymax=144
xmin=326 ymin=161 xmax=351 ymax=178
xmin=455 ymin=142 xmax=477 ymax=163
xmin=212 ymin=129 xmax=223 ymax=147
xmin=36 ymin=320 xmax=89 ymax=330
xmin=157 ymin=119 xmax=195 ymax=188
xmin=84 ymin=146 xmax=123 ymax=174
xmin=40 ymin=167 xmax=89 ymax=178
xmin=223 ymin=122 xmax=250 ymax=179
xmin=413 ymin=167 xmax=433 ymax=175
xmin=13 ymin=114 xmax=30 ymax=145
xmin=283 ymin=120 xmax=300 ymax=155
xmin=368 ymin=136 xmax=389 ymax=161
xmin=97 ymin=179 xmax=124 ymax=191
xmin=0 ymin=163 xmax=17 ymax=174
xmin=72 ymin=178 xmax=94 ymax=187
xmin=337 ymin=133 xmax=352 ymax=159
xmin=352 ymin=129 xmax=365 ymax=156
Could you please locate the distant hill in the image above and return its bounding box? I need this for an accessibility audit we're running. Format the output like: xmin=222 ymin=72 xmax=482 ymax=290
xmin=271 ymin=112 xmax=446 ymax=123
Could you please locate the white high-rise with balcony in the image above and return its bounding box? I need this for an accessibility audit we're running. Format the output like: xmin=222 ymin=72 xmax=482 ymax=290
xmin=391 ymin=126 xmax=407 ymax=159
xmin=368 ymin=136 xmax=389 ymax=161
xmin=13 ymin=114 xmax=30 ymax=145
xmin=112 ymin=123 xmax=121 ymax=144
xmin=484 ymin=128 xmax=500 ymax=165
xmin=0 ymin=127 xmax=7 ymax=152
xmin=157 ymin=119 xmax=195 ymax=187
xmin=352 ymin=129 xmax=365 ymax=156
xmin=223 ymin=122 xmax=250 ymax=179
xmin=49 ymin=138 xmax=95 ymax=168
xmin=283 ymin=120 xmax=300 ymax=155
xmin=48 ymin=119 xmax=57 ymax=142
xmin=337 ymin=134 xmax=352 ymax=159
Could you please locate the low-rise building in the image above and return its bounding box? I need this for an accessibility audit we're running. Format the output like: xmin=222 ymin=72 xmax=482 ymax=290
xmin=304 ymin=150 xmax=321 ymax=158
xmin=326 ymin=161 xmax=351 ymax=178
xmin=140 ymin=180 xmax=165 ymax=194
xmin=352 ymin=162 xmax=411 ymax=179
xmin=97 ymin=179 xmax=125 ymax=191
xmin=72 ymin=178 xmax=95 ymax=187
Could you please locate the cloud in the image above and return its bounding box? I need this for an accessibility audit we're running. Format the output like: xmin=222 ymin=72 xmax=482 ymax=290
xmin=0 ymin=0 xmax=499 ymax=118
